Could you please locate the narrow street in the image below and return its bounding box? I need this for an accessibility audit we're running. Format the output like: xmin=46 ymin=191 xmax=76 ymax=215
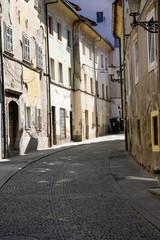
xmin=0 ymin=135 xmax=160 ymax=240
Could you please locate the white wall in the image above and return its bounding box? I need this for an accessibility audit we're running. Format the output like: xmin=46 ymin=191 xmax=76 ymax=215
xmin=69 ymin=0 xmax=115 ymax=46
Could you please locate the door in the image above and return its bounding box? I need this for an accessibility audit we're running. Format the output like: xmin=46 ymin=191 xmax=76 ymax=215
xmin=52 ymin=106 xmax=57 ymax=144
xmin=9 ymin=101 xmax=19 ymax=151
xmin=60 ymin=108 xmax=66 ymax=139
xmin=70 ymin=111 xmax=73 ymax=141
xmin=85 ymin=110 xmax=89 ymax=139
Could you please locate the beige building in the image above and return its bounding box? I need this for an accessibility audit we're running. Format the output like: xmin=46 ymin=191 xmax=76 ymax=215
xmin=124 ymin=0 xmax=160 ymax=171
xmin=1 ymin=0 xmax=48 ymax=157
xmin=46 ymin=0 xmax=114 ymax=144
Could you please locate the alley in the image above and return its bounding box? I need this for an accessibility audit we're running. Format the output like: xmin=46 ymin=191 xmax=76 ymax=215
xmin=0 ymin=136 xmax=160 ymax=240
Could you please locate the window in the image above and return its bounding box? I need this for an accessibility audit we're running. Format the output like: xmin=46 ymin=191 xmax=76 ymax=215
xmin=106 ymin=86 xmax=108 ymax=100
xmin=68 ymin=67 xmax=72 ymax=86
xmin=96 ymin=81 xmax=99 ymax=96
xmin=84 ymin=74 xmax=87 ymax=91
xmin=102 ymin=84 xmax=104 ymax=99
xmin=89 ymin=42 xmax=92 ymax=59
xmin=105 ymin=57 xmax=108 ymax=70
xmin=23 ymin=35 xmax=30 ymax=62
xmin=115 ymin=38 xmax=119 ymax=48
xmin=34 ymin=0 xmax=41 ymax=11
xmin=90 ymin=78 xmax=93 ymax=93
xmin=25 ymin=106 xmax=31 ymax=129
xmin=95 ymin=47 xmax=97 ymax=63
xmin=37 ymin=45 xmax=43 ymax=68
xmin=97 ymin=12 xmax=103 ymax=23
xmin=5 ymin=25 xmax=13 ymax=53
xmin=101 ymin=54 xmax=104 ymax=68
xmin=57 ymin=22 xmax=62 ymax=41
xmin=67 ymin=30 xmax=71 ymax=48
xmin=49 ymin=15 xmax=53 ymax=35
xmin=137 ymin=119 xmax=141 ymax=145
xmin=59 ymin=62 xmax=63 ymax=83
xmin=148 ymin=17 xmax=156 ymax=67
xmin=134 ymin=40 xmax=138 ymax=84
xmin=92 ymin=112 xmax=95 ymax=128
xmin=82 ymin=37 xmax=85 ymax=54
xmin=35 ymin=107 xmax=42 ymax=130
xmin=50 ymin=58 xmax=55 ymax=80
xmin=127 ymin=58 xmax=131 ymax=96
xmin=151 ymin=110 xmax=159 ymax=152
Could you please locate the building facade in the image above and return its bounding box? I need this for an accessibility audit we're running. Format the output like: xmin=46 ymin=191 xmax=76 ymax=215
xmin=1 ymin=0 xmax=48 ymax=157
xmin=46 ymin=0 xmax=114 ymax=144
xmin=124 ymin=0 xmax=160 ymax=171
xmin=70 ymin=0 xmax=122 ymax=127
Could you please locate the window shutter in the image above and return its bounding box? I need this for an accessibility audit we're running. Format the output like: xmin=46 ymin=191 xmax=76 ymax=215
xmin=35 ymin=106 xmax=38 ymax=129
xmin=39 ymin=109 xmax=42 ymax=130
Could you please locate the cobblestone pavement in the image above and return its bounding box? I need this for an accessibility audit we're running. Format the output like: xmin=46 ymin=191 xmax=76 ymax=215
xmin=0 ymin=140 xmax=160 ymax=240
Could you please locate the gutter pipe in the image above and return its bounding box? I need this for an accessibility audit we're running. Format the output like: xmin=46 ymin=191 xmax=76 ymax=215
xmin=93 ymin=37 xmax=102 ymax=138
xmin=122 ymin=0 xmax=128 ymax=150
xmin=45 ymin=0 xmax=59 ymax=147
xmin=0 ymin=7 xmax=6 ymax=158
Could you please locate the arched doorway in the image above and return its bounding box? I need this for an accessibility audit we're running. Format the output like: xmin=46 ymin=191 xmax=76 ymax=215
xmin=9 ymin=101 xmax=19 ymax=152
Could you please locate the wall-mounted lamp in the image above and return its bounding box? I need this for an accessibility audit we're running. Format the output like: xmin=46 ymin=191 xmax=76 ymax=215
xmin=128 ymin=0 xmax=158 ymax=33
xmin=108 ymin=64 xmax=121 ymax=83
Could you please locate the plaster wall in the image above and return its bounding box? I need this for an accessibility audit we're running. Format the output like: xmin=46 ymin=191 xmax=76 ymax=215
xmin=69 ymin=0 xmax=115 ymax=46
xmin=125 ymin=0 xmax=160 ymax=171
xmin=1 ymin=0 xmax=48 ymax=156
xmin=48 ymin=8 xmax=73 ymax=144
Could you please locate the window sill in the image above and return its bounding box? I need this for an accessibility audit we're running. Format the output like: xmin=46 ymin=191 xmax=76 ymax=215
xmin=4 ymin=50 xmax=14 ymax=57
xmin=57 ymin=39 xmax=62 ymax=44
xmin=148 ymin=61 xmax=157 ymax=73
xmin=23 ymin=58 xmax=31 ymax=65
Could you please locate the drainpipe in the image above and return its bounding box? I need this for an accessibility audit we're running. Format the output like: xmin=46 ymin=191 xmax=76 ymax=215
xmin=0 ymin=3 xmax=6 ymax=158
xmin=118 ymin=38 xmax=124 ymax=127
xmin=122 ymin=0 xmax=128 ymax=150
xmin=93 ymin=37 xmax=101 ymax=138
xmin=45 ymin=0 xmax=59 ymax=147
xmin=158 ymin=0 xmax=160 ymax=90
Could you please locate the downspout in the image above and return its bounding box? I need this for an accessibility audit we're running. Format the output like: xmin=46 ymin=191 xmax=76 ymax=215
xmin=118 ymin=38 xmax=124 ymax=127
xmin=0 ymin=4 xmax=6 ymax=158
xmin=122 ymin=0 xmax=128 ymax=150
xmin=45 ymin=0 xmax=59 ymax=147
xmin=93 ymin=37 xmax=102 ymax=138
xmin=158 ymin=0 xmax=160 ymax=90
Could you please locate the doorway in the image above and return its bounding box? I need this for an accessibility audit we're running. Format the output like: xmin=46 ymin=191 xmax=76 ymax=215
xmin=52 ymin=106 xmax=57 ymax=144
xmin=9 ymin=101 xmax=19 ymax=151
xmin=85 ymin=110 xmax=89 ymax=139
xmin=70 ymin=111 xmax=73 ymax=141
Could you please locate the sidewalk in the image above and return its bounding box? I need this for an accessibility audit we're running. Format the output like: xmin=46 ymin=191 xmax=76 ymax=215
xmin=0 ymin=134 xmax=160 ymax=230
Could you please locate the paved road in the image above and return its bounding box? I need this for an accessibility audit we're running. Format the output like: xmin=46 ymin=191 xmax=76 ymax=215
xmin=0 ymin=139 xmax=160 ymax=240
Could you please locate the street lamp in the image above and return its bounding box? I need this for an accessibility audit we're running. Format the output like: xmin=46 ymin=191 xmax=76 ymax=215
xmin=108 ymin=64 xmax=121 ymax=83
xmin=127 ymin=0 xmax=158 ymax=33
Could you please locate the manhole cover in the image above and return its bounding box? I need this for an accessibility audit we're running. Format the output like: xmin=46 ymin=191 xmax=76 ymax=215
xmin=0 ymin=237 xmax=38 ymax=240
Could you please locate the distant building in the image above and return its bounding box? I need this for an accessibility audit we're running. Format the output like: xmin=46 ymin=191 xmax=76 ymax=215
xmin=46 ymin=0 xmax=114 ymax=143
xmin=69 ymin=0 xmax=122 ymax=129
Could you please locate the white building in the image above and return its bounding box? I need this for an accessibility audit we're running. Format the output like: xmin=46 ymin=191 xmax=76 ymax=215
xmin=46 ymin=0 xmax=114 ymax=144
xmin=70 ymin=0 xmax=122 ymax=129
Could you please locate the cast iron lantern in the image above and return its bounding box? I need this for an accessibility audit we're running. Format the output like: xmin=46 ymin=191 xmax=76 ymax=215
xmin=108 ymin=64 xmax=121 ymax=83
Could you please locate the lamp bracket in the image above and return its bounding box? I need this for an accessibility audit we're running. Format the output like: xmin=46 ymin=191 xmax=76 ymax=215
xmin=130 ymin=14 xmax=158 ymax=33
xmin=111 ymin=78 xmax=121 ymax=84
